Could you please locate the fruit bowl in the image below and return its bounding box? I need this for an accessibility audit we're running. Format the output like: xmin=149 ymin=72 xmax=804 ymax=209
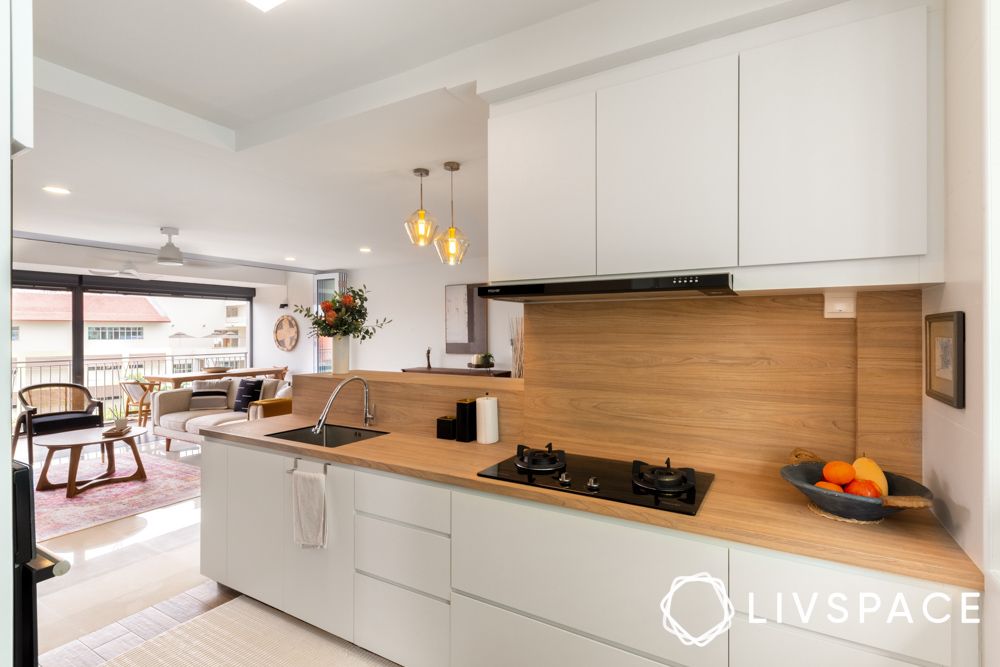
xmin=202 ymin=366 xmax=228 ymax=373
xmin=781 ymin=462 xmax=933 ymax=522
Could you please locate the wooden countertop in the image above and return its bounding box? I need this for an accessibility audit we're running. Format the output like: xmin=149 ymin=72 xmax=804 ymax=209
xmin=203 ymin=415 xmax=983 ymax=591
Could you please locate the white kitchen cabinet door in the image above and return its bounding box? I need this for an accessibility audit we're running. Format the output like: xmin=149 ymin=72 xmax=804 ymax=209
xmin=224 ymin=445 xmax=285 ymax=606
xmin=452 ymin=492 xmax=729 ymax=667
xmin=452 ymin=594 xmax=662 ymax=667
xmin=597 ymin=55 xmax=738 ymax=275
xmin=281 ymin=461 xmax=355 ymax=641
xmin=739 ymin=7 xmax=927 ymax=266
xmin=355 ymin=573 xmax=450 ymax=667
xmin=488 ymin=92 xmax=597 ymax=282
xmin=355 ymin=469 xmax=451 ymax=534
xmin=730 ymin=548 xmax=979 ymax=666
xmin=199 ymin=439 xmax=228 ymax=583
xmin=730 ymin=617 xmax=917 ymax=667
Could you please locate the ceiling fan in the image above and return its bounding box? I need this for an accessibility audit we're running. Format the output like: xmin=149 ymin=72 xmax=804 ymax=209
xmin=157 ymin=226 xmax=184 ymax=266
xmin=88 ymin=261 xmax=153 ymax=280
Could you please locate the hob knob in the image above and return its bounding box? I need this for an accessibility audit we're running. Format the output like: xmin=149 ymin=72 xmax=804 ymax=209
xmin=557 ymin=472 xmax=571 ymax=486
xmin=587 ymin=476 xmax=600 ymax=492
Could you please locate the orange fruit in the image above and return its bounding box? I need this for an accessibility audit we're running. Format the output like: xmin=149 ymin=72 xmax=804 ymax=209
xmin=822 ymin=460 xmax=856 ymax=486
xmin=844 ymin=479 xmax=881 ymax=498
xmin=815 ymin=481 xmax=843 ymax=492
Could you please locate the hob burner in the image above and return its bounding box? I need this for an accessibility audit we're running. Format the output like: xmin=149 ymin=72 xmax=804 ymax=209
xmin=632 ymin=458 xmax=696 ymax=496
xmin=514 ymin=443 xmax=566 ymax=474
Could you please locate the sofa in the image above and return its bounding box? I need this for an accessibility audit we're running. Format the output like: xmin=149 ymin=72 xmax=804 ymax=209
xmin=152 ymin=377 xmax=292 ymax=450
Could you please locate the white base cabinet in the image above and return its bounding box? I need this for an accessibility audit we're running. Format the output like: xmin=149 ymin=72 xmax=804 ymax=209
xmin=452 ymin=491 xmax=729 ymax=667
xmin=452 ymin=594 xmax=662 ymax=667
xmin=200 ymin=439 xmax=355 ymax=641
xmin=355 ymin=574 xmax=450 ymax=667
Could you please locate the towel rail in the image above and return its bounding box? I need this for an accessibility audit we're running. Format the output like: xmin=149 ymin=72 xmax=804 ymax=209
xmin=285 ymin=458 xmax=330 ymax=475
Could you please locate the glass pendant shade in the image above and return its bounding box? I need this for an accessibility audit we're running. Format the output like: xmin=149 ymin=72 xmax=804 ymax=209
xmin=434 ymin=225 xmax=469 ymax=266
xmin=435 ymin=160 xmax=469 ymax=265
xmin=404 ymin=167 xmax=437 ymax=246
xmin=404 ymin=208 xmax=437 ymax=246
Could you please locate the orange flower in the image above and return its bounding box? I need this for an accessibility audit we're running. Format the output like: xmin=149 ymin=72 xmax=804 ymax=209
xmin=341 ymin=294 xmax=355 ymax=307
xmin=320 ymin=300 xmax=334 ymax=313
xmin=324 ymin=311 xmax=337 ymax=324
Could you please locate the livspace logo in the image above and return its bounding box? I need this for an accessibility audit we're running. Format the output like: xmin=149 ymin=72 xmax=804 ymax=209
xmin=659 ymin=573 xmax=981 ymax=648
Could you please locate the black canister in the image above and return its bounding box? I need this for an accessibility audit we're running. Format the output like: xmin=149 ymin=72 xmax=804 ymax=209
xmin=455 ymin=398 xmax=477 ymax=442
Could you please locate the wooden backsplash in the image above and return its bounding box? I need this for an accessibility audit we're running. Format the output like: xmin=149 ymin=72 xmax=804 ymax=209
xmin=521 ymin=291 xmax=922 ymax=478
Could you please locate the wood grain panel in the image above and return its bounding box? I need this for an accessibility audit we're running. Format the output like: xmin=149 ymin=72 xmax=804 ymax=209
xmin=856 ymin=290 xmax=923 ymax=480
xmin=522 ymin=295 xmax=858 ymax=474
xmin=292 ymin=371 xmax=524 ymax=444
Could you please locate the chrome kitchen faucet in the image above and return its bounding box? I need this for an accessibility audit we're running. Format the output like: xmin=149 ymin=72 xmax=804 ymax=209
xmin=313 ymin=375 xmax=375 ymax=434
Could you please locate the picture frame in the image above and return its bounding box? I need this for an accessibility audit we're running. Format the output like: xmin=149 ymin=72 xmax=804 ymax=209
xmin=445 ymin=283 xmax=488 ymax=355
xmin=925 ymin=311 xmax=965 ymax=408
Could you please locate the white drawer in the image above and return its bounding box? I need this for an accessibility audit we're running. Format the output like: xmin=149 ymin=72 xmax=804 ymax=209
xmin=355 ymin=470 xmax=451 ymax=534
xmin=452 ymin=594 xmax=661 ymax=667
xmin=355 ymin=514 xmax=450 ymax=600
xmin=731 ymin=616 xmax=917 ymax=667
xmin=355 ymin=573 xmax=449 ymax=667
xmin=730 ymin=548 xmax=978 ymax=666
xmin=452 ymin=491 xmax=728 ymax=667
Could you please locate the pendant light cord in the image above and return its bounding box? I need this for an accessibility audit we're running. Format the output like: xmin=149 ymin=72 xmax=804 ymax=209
xmin=450 ymin=169 xmax=455 ymax=230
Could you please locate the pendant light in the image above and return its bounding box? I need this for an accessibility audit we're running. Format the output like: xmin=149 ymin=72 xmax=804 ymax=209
xmin=403 ymin=167 xmax=437 ymax=247
xmin=434 ymin=161 xmax=470 ymax=266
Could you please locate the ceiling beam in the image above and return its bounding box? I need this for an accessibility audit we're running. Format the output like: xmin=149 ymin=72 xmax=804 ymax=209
xmin=34 ymin=58 xmax=237 ymax=150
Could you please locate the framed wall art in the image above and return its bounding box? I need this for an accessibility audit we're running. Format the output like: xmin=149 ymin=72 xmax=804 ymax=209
xmin=925 ymin=311 xmax=965 ymax=408
xmin=445 ymin=283 xmax=487 ymax=354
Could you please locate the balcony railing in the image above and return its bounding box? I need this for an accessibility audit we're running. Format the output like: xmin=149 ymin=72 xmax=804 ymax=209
xmin=11 ymin=352 xmax=249 ymax=423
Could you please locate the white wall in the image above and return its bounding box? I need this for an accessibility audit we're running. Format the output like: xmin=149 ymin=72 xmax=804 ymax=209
xmin=253 ymin=271 xmax=315 ymax=376
xmin=922 ymin=0 xmax=987 ymax=568
xmin=347 ymin=256 xmax=522 ymax=372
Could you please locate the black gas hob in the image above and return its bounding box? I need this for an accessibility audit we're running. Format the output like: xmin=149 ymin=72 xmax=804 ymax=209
xmin=477 ymin=444 xmax=715 ymax=516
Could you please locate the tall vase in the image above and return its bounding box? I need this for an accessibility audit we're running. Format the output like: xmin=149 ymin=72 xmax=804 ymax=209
xmin=331 ymin=336 xmax=350 ymax=374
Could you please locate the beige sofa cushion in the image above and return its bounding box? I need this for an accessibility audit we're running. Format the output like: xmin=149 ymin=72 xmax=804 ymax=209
xmin=158 ymin=409 xmax=225 ymax=433
xmin=191 ymin=379 xmax=240 ymax=409
xmin=275 ymin=384 xmax=293 ymax=399
xmin=260 ymin=378 xmax=282 ymax=400
xmin=185 ymin=411 xmax=246 ymax=434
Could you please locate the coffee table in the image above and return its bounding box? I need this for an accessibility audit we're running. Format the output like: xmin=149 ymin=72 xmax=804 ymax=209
xmin=34 ymin=426 xmax=148 ymax=498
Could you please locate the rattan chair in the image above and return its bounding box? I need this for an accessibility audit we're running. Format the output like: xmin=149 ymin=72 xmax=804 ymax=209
xmin=12 ymin=383 xmax=104 ymax=466
xmin=121 ymin=380 xmax=158 ymax=427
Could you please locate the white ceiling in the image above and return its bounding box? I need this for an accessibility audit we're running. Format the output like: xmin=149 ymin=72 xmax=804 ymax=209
xmin=14 ymin=87 xmax=489 ymax=271
xmin=34 ymin=0 xmax=597 ymax=127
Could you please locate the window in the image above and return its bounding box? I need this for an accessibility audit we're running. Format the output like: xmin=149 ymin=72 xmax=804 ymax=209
xmin=87 ymin=326 xmax=144 ymax=340
xmin=172 ymin=361 xmax=193 ymax=373
xmin=11 ymin=326 xmax=18 ymax=341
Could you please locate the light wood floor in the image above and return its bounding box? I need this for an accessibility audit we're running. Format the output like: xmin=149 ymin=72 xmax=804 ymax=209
xmin=36 ymin=439 xmax=206 ymax=654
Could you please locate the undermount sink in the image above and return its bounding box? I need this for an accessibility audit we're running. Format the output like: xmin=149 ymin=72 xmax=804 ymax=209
xmin=267 ymin=424 xmax=388 ymax=448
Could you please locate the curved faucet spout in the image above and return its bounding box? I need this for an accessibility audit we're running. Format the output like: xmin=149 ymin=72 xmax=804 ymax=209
xmin=312 ymin=375 xmax=374 ymax=434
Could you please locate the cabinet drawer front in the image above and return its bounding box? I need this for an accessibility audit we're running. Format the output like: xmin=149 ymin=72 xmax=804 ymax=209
xmin=731 ymin=616 xmax=917 ymax=667
xmin=452 ymin=594 xmax=661 ymax=667
xmin=355 ymin=470 xmax=450 ymax=534
xmin=452 ymin=492 xmax=728 ymax=667
xmin=730 ymin=548 xmax=970 ymax=665
xmin=355 ymin=574 xmax=449 ymax=667
xmin=355 ymin=514 xmax=450 ymax=600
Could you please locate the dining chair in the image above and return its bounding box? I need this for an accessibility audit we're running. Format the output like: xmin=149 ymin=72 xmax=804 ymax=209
xmin=121 ymin=380 xmax=158 ymax=427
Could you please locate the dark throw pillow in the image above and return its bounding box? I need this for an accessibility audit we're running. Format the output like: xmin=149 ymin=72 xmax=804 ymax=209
xmin=233 ymin=378 xmax=264 ymax=413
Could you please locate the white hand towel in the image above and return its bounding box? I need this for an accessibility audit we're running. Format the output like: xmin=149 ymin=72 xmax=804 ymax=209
xmin=292 ymin=470 xmax=327 ymax=549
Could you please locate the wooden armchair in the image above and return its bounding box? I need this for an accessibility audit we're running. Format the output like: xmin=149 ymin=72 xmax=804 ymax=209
xmin=12 ymin=383 xmax=104 ymax=466
xmin=121 ymin=380 xmax=159 ymax=427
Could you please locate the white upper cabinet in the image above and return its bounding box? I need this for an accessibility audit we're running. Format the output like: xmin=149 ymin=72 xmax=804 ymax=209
xmin=488 ymin=92 xmax=597 ymax=282
xmin=739 ymin=7 xmax=928 ymax=267
xmin=596 ymin=55 xmax=738 ymax=275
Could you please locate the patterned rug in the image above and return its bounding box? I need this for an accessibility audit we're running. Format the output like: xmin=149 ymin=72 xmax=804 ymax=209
xmin=33 ymin=447 xmax=201 ymax=542
xmin=106 ymin=596 xmax=397 ymax=666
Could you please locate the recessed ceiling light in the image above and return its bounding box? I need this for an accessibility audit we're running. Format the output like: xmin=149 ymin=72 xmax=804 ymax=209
xmin=42 ymin=186 xmax=71 ymax=195
xmin=244 ymin=0 xmax=288 ymax=11
xmin=359 ymin=247 xmax=372 ymax=253
xmin=284 ymin=256 xmax=296 ymax=261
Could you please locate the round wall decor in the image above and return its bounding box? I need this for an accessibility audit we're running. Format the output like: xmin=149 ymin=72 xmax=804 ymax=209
xmin=273 ymin=315 xmax=299 ymax=352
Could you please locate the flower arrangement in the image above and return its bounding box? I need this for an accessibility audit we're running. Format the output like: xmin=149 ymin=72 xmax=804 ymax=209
xmin=293 ymin=285 xmax=390 ymax=341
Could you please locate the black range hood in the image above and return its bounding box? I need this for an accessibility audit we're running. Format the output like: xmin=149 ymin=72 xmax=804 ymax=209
xmin=477 ymin=273 xmax=735 ymax=303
